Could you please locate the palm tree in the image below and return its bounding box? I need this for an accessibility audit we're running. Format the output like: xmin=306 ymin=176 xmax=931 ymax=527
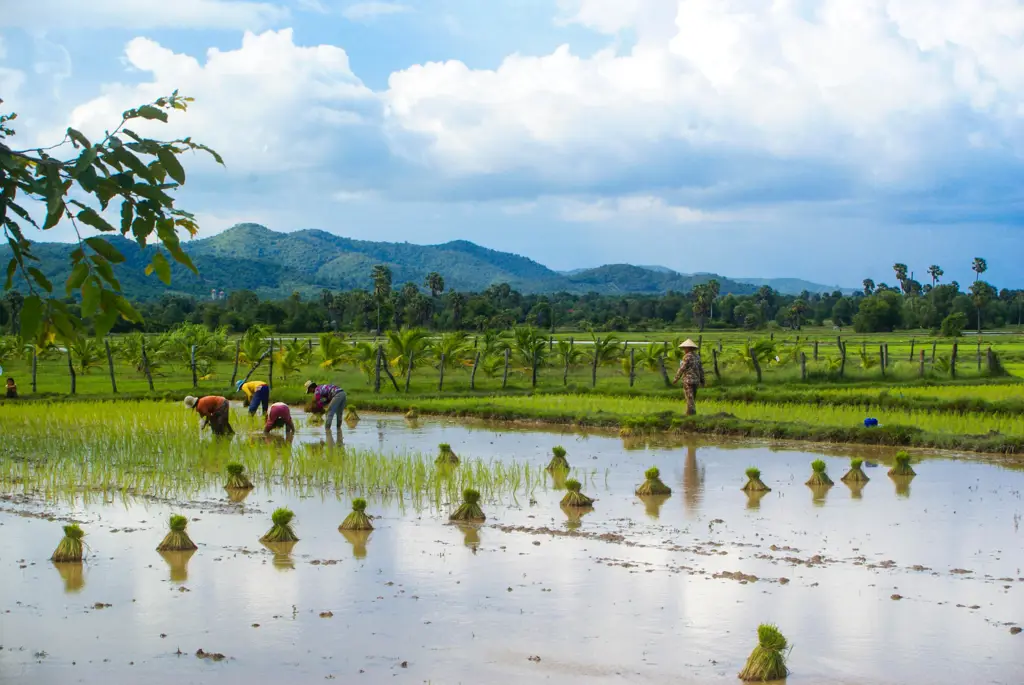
xmin=69 ymin=337 xmax=103 ymax=374
xmin=1016 ymin=292 xmax=1024 ymax=328
xmin=972 ymin=257 xmax=987 ymax=283
xmin=892 ymin=263 xmax=908 ymax=290
xmin=789 ymin=300 xmax=810 ymax=330
xmin=350 ymin=341 xmax=377 ymax=382
xmin=318 ymin=332 xmax=348 ymax=370
xmin=371 ymin=264 xmax=392 ymax=334
xmin=431 ymin=331 xmax=471 ymax=370
xmin=927 ymin=265 xmax=944 ymax=287
xmin=862 ymin=279 xmax=875 ymax=296
xmin=386 ymin=328 xmax=430 ymax=376
xmin=692 ymin=284 xmax=711 ymax=331
xmin=448 ymin=291 xmax=466 ymax=329
xmin=512 ymin=326 xmax=548 ymax=386
xmin=425 ymin=272 xmax=445 ymax=298
xmin=706 ymin=279 xmax=721 ymax=321
xmin=969 ymin=280 xmax=995 ymax=334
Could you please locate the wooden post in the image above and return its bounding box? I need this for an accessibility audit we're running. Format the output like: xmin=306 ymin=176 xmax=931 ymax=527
xmin=531 ymin=353 xmax=539 ymax=388
xmin=67 ymin=347 xmax=76 ymax=395
xmin=663 ymin=341 xmax=668 ymax=355
xmin=563 ymin=351 xmax=570 ymax=386
xmin=31 ymin=348 xmax=37 ymax=393
xmin=951 ymin=342 xmax=958 ymax=378
xmin=190 ymin=345 xmax=198 ymax=388
xmin=549 ymin=337 xmax=553 ymax=352
xmin=470 ymin=352 xmax=480 ymax=390
xmin=884 ymin=343 xmax=889 ymax=368
xmin=141 ymin=338 xmax=154 ymax=391
xmin=658 ymin=354 xmax=670 ymax=386
xmin=909 ymin=338 xmax=915 ymax=362
xmin=438 ymin=354 xmax=446 ymax=391
xmin=405 ymin=351 xmax=415 ymax=393
xmin=749 ymin=347 xmax=762 ymax=383
xmin=977 ymin=337 xmax=982 ymax=372
xmin=374 ymin=345 xmax=382 ymax=393
xmin=919 ymin=349 xmax=925 ymax=377
xmin=230 ymin=339 xmax=241 ymax=386
xmin=836 ymin=336 xmax=843 ymax=354
xmin=381 ymin=350 xmax=400 ymax=392
xmin=862 ymin=341 xmax=867 ymax=356
xmin=931 ymin=341 xmax=937 ymax=364
xmin=987 ymin=347 xmax=996 ymax=374
xmin=800 ymin=352 xmax=807 ymax=381
xmin=697 ymin=335 xmax=703 ymax=350
xmin=770 ymin=332 xmax=774 ymax=341
xmin=473 ymin=336 xmax=478 ymax=349
xmin=591 ymin=337 xmax=600 ymax=387
xmin=267 ymin=339 xmax=274 ymax=389
xmin=308 ymin=338 xmax=313 ymax=355
xmin=502 ymin=348 xmax=510 ymax=389
xmin=104 ymin=339 xmax=117 ymax=393
xmin=712 ymin=348 xmax=720 ymax=381
xmin=839 ymin=340 xmax=846 ymax=378
xmin=718 ymin=340 xmax=723 ymax=352
xmin=628 ymin=347 xmax=635 ymax=388
xmin=879 ymin=345 xmax=886 ymax=377
xmin=813 ymin=340 xmax=819 ymax=361
xmin=240 ymin=349 xmax=271 ymax=385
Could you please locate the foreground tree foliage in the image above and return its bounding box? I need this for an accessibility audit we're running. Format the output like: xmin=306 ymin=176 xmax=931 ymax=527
xmin=0 ymin=93 xmax=221 ymax=346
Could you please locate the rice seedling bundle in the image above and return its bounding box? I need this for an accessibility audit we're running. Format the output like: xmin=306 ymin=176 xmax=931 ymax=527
xmin=339 ymin=498 xmax=373 ymax=531
xmin=449 ymin=488 xmax=486 ymax=522
xmin=436 ymin=443 xmax=460 ymax=466
xmin=51 ymin=524 xmax=85 ymax=563
xmin=560 ymin=478 xmax=595 ymax=508
xmin=261 ymin=508 xmax=299 ymax=543
xmin=306 ymin=412 xmax=325 ymax=427
xmin=841 ymin=458 xmax=870 ymax=483
xmin=635 ymin=466 xmax=672 ymax=496
xmin=888 ymin=451 xmax=917 ymax=477
xmin=156 ymin=514 xmax=198 ymax=552
xmin=344 ymin=406 xmax=360 ymax=422
xmin=741 ymin=467 xmax=771 ymax=492
xmin=737 ymin=623 xmax=791 ymax=682
xmin=805 ymin=459 xmax=834 ymax=487
xmin=224 ymin=463 xmax=253 ymax=490
xmin=405 ymin=408 xmax=419 ymax=419
xmin=546 ymin=445 xmax=570 ymax=472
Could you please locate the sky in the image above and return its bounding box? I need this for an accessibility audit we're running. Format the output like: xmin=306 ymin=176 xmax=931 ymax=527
xmin=2 ymin=0 xmax=1023 ymax=289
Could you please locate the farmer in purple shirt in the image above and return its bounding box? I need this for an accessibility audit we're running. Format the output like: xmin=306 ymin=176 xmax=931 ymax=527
xmin=304 ymin=380 xmax=347 ymax=432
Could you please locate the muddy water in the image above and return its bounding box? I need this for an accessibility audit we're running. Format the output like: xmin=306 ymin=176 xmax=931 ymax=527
xmin=1 ymin=412 xmax=1022 ymax=684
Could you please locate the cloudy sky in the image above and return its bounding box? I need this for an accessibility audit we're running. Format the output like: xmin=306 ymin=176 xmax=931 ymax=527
xmin=2 ymin=0 xmax=1023 ymax=288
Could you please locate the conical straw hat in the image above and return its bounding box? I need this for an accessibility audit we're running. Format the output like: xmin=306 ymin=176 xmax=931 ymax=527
xmin=679 ymin=339 xmax=698 ymax=349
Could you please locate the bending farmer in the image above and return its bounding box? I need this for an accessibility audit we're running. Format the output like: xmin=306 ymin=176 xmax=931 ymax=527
xmin=237 ymin=380 xmax=270 ymax=416
xmin=672 ymin=339 xmax=705 ymax=416
xmin=184 ymin=395 xmax=235 ymax=436
xmin=264 ymin=402 xmax=295 ymax=436
xmin=305 ymin=380 xmax=346 ymax=432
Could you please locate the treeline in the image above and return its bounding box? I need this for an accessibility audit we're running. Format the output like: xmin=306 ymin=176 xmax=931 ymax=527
xmin=2 ymin=268 xmax=1022 ymax=335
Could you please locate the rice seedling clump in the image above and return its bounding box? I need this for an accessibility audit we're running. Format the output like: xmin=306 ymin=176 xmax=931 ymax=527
xmin=51 ymin=524 xmax=85 ymax=563
xmin=805 ymin=459 xmax=834 ymax=487
xmin=560 ymin=479 xmax=595 ymax=508
xmin=741 ymin=467 xmax=771 ymax=492
xmin=888 ymin=451 xmax=917 ymax=477
xmin=841 ymin=458 xmax=870 ymax=483
xmin=449 ymin=488 xmax=486 ymax=522
xmin=547 ymin=446 xmax=570 ymax=471
xmin=635 ymin=467 xmax=672 ymax=496
xmin=737 ymin=623 xmax=791 ymax=682
xmin=224 ymin=463 xmax=253 ymax=490
xmin=436 ymin=443 xmax=460 ymax=466
xmin=344 ymin=406 xmax=360 ymax=422
xmin=339 ymin=498 xmax=373 ymax=531
xmin=156 ymin=515 xmax=198 ymax=552
xmin=261 ymin=508 xmax=299 ymax=543
xmin=405 ymin=408 xmax=419 ymax=420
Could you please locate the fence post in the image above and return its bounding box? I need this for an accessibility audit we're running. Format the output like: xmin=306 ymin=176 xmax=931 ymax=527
xmin=374 ymin=345 xmax=382 ymax=393
xmin=104 ymin=339 xmax=117 ymax=393
xmin=549 ymin=337 xmax=553 ymax=352
xmin=67 ymin=347 xmax=76 ymax=395
xmin=471 ymin=352 xmax=480 ymax=390
xmin=839 ymin=340 xmax=846 ymax=379
xmin=439 ymin=353 xmax=446 ymax=391
xmin=267 ymin=339 xmax=274 ymax=389
xmin=502 ymin=348 xmax=510 ymax=389
xmin=563 ymin=351 xmax=570 ymax=386
xmin=31 ymin=348 xmax=37 ymax=393
xmin=718 ymin=339 xmax=723 ymax=352
xmin=951 ymin=342 xmax=958 ymax=379
xmin=919 ymin=349 xmax=925 ymax=377
xmin=381 ymin=349 xmax=400 ymax=392
xmin=308 ymin=338 xmax=313 ymax=355
xmin=977 ymin=337 xmax=982 ymax=372
xmin=749 ymin=347 xmax=762 ymax=383
xmin=800 ymin=352 xmax=807 ymax=381
xmin=230 ymin=339 xmax=241 ymax=387
xmin=405 ymin=351 xmax=414 ymax=393
xmin=879 ymin=345 xmax=886 ymax=377
xmin=628 ymin=347 xmax=635 ymax=388
xmin=658 ymin=354 xmax=670 ymax=386
xmin=532 ymin=353 xmax=539 ymax=388
xmin=591 ymin=337 xmax=600 ymax=388
xmin=884 ymin=343 xmax=889 ymax=368
xmin=190 ymin=345 xmax=198 ymax=388
xmin=909 ymin=338 xmax=915 ymax=362
xmin=712 ymin=348 xmax=720 ymax=381
xmin=987 ymin=346 xmax=996 ymax=374
xmin=931 ymin=341 xmax=937 ymax=364
xmin=813 ymin=340 xmax=818 ymax=361
xmin=141 ymin=338 xmax=155 ymax=391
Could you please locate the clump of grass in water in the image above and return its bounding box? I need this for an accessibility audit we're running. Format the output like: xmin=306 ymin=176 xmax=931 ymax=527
xmin=841 ymin=458 xmax=870 ymax=483
xmin=261 ymin=508 xmax=299 ymax=543
xmin=561 ymin=478 xmax=595 ymax=508
xmin=156 ymin=514 xmax=198 ymax=552
xmin=449 ymin=488 xmax=486 ymax=522
xmin=741 ymin=467 xmax=771 ymax=492
xmin=51 ymin=524 xmax=85 ymax=563
xmin=306 ymin=412 xmax=325 ymax=427
xmin=224 ymin=463 xmax=253 ymax=490
xmin=339 ymin=498 xmax=373 ymax=531
xmin=738 ymin=623 xmax=791 ymax=682
xmin=635 ymin=467 xmax=672 ymax=496
xmin=805 ymin=459 xmax=834 ymax=487
xmin=546 ymin=446 xmax=570 ymax=472
xmin=436 ymin=443 xmax=460 ymax=466
xmin=405 ymin=408 xmax=419 ymax=420
xmin=888 ymin=451 xmax=916 ymax=477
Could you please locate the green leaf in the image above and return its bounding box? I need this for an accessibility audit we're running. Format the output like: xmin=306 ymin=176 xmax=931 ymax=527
xmin=67 ymin=127 xmax=92 ymax=149
xmin=84 ymin=237 xmax=126 ymax=263
xmin=51 ymin=309 xmax=77 ymax=341
xmin=114 ymin=295 xmax=142 ymax=322
xmin=77 ymin=208 xmax=116 ymax=232
xmin=89 ymin=255 xmax=122 ymax=291
xmin=157 ymin=148 xmax=186 ymax=185
xmin=65 ymin=261 xmax=89 ymax=293
xmin=81 ymin=277 xmax=101 ymax=318
xmin=136 ymin=105 xmax=169 ymax=122
xmin=19 ymin=295 xmax=42 ymax=342
xmin=94 ymin=305 xmax=120 ymax=339
xmin=120 ymin=201 xmax=134 ymax=235
xmin=4 ymin=258 xmax=16 ymax=289
xmin=148 ymin=251 xmax=172 ymax=285
xmin=27 ymin=267 xmax=53 ymax=293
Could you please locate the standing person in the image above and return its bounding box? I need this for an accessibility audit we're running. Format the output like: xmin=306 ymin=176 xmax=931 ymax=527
xmin=672 ymin=339 xmax=705 ymax=416
xmin=5 ymin=377 xmax=17 ymax=399
xmin=184 ymin=395 xmax=235 ymax=436
xmin=304 ymin=380 xmax=346 ymax=433
xmin=236 ymin=379 xmax=270 ymax=417
xmin=264 ymin=401 xmax=295 ymax=436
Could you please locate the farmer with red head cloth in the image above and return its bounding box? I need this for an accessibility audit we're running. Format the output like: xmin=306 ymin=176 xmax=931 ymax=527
xmin=672 ymin=339 xmax=705 ymax=416
xmin=263 ymin=402 xmax=295 ymax=436
xmin=184 ymin=395 xmax=234 ymax=436
xmin=305 ymin=380 xmax=346 ymax=432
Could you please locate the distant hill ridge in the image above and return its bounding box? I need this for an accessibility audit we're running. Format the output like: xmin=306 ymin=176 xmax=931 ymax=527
xmin=1 ymin=223 xmax=849 ymax=300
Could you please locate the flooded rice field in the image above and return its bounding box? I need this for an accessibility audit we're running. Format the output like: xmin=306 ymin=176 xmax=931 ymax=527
xmin=1 ymin=410 xmax=1022 ymax=684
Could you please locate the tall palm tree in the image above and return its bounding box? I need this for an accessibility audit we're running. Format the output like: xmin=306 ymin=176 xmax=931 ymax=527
xmin=512 ymin=326 xmax=548 ymax=387
xmin=370 ymin=264 xmax=392 ymax=334
xmin=318 ymin=332 xmax=349 ymax=370
xmin=862 ymin=279 xmax=875 ymax=296
xmin=927 ymin=265 xmax=944 ymax=287
xmin=892 ymin=263 xmax=908 ymax=288
xmin=424 ymin=272 xmax=445 ymax=298
xmin=706 ymin=279 xmax=720 ymax=321
xmin=448 ymin=291 xmax=466 ymax=329
xmin=386 ymin=328 xmax=430 ymax=376
xmin=971 ymin=257 xmax=987 ymax=283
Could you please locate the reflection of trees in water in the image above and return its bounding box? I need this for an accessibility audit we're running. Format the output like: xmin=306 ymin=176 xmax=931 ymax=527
xmin=160 ymin=550 xmax=195 ymax=582
xmin=683 ymin=442 xmax=704 ymax=514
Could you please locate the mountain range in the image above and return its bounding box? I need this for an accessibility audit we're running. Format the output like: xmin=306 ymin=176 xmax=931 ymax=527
xmin=2 ymin=223 xmax=849 ymax=300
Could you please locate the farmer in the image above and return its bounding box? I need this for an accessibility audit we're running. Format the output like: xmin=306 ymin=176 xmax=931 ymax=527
xmin=305 ymin=380 xmax=346 ymax=432
xmin=5 ymin=377 xmax=17 ymax=399
xmin=184 ymin=395 xmax=235 ymax=436
xmin=237 ymin=379 xmax=270 ymax=417
xmin=672 ymin=339 xmax=705 ymax=416
xmin=264 ymin=401 xmax=295 ymax=436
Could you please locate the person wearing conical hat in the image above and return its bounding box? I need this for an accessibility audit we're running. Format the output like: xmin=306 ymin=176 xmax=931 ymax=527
xmin=672 ymin=339 xmax=705 ymax=416
xmin=304 ymin=380 xmax=347 ymax=433
xmin=184 ymin=395 xmax=234 ymax=436
xmin=236 ymin=379 xmax=270 ymax=417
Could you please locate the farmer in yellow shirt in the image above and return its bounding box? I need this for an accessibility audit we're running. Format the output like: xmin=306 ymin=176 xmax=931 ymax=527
xmin=236 ymin=379 xmax=271 ymax=417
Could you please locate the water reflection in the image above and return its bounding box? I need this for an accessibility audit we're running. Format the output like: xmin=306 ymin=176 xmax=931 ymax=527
xmin=638 ymin=494 xmax=670 ymax=519
xmin=745 ymin=490 xmax=768 ymax=510
xmin=548 ymin=469 xmax=569 ymax=491
xmin=891 ymin=475 xmax=914 ymax=498
xmin=845 ymin=482 xmax=867 ymax=500
xmin=561 ymin=503 xmax=593 ymax=530
xmin=53 ymin=562 xmax=84 ymax=593
xmin=159 ymin=550 xmax=195 ymax=582
xmin=226 ymin=488 xmax=252 ymax=504
xmin=809 ymin=484 xmax=831 ymax=506
xmin=340 ymin=529 xmax=371 ymax=559
xmin=682 ymin=443 xmax=704 ymax=514
xmin=262 ymin=541 xmax=297 ymax=570
xmin=455 ymin=523 xmax=481 ymax=552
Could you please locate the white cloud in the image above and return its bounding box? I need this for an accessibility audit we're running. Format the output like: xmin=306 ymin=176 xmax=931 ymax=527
xmin=559 ymin=195 xmax=742 ymax=224
xmin=0 ymin=0 xmax=288 ymax=30
xmin=342 ymin=2 xmax=410 ymax=21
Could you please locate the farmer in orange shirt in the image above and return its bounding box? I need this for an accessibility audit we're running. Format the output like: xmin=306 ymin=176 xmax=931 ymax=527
xmin=184 ymin=395 xmax=234 ymax=436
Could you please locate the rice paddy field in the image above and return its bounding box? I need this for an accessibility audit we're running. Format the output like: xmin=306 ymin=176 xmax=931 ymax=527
xmin=1 ymin=405 xmax=1022 ymax=684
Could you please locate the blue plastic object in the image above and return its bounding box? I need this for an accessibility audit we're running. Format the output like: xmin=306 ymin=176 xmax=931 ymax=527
xmin=863 ymin=418 xmax=878 ymax=428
